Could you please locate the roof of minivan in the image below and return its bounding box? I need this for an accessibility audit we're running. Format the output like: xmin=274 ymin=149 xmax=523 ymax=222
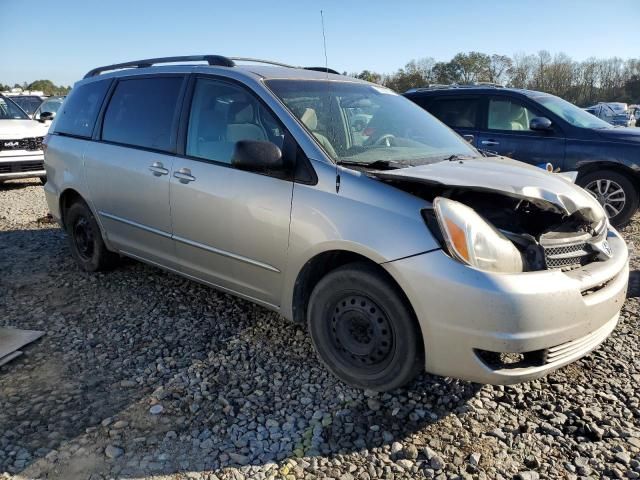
xmin=404 ymin=86 xmax=553 ymax=98
xmin=76 ymin=63 xmax=367 ymax=86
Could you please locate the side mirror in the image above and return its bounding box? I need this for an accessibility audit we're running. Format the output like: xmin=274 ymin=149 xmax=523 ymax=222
xmin=231 ymin=140 xmax=284 ymax=173
xmin=462 ymin=134 xmax=474 ymax=144
xmin=39 ymin=111 xmax=56 ymax=123
xmin=530 ymin=116 xmax=553 ymax=131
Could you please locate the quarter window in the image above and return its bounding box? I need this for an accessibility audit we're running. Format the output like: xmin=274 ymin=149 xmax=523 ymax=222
xmin=186 ymin=79 xmax=285 ymax=164
xmin=429 ymin=97 xmax=479 ymax=129
xmin=488 ymin=98 xmax=536 ymax=131
xmin=54 ymin=80 xmax=111 ymax=138
xmin=102 ymin=77 xmax=183 ymax=152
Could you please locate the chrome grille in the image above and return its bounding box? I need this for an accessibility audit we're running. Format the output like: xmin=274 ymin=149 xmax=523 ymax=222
xmin=543 ymin=242 xmax=594 ymax=270
xmin=0 ymin=137 xmax=44 ymax=152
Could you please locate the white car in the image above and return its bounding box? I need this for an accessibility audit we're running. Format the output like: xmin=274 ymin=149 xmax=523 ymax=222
xmin=0 ymin=95 xmax=49 ymax=182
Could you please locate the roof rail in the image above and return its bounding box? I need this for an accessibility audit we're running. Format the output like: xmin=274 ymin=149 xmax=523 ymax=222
xmin=229 ymin=57 xmax=295 ymax=68
xmin=217 ymin=58 xmax=341 ymax=74
xmin=84 ymin=55 xmax=236 ymax=78
xmin=84 ymin=55 xmax=342 ymax=79
xmin=405 ymin=82 xmax=505 ymax=94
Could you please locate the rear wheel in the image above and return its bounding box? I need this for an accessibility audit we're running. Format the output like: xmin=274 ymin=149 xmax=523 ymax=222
xmin=39 ymin=176 xmax=47 ymax=185
xmin=577 ymin=169 xmax=639 ymax=227
xmin=307 ymin=262 xmax=423 ymax=391
xmin=65 ymin=201 xmax=119 ymax=272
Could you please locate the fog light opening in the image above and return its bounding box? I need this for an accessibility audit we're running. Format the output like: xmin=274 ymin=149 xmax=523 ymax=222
xmin=475 ymin=349 xmax=546 ymax=370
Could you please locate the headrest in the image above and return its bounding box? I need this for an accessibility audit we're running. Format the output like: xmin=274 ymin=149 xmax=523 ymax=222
xmin=301 ymin=108 xmax=318 ymax=131
xmin=229 ymin=101 xmax=254 ymax=123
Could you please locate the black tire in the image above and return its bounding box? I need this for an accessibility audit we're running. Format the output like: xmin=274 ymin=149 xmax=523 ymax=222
xmin=577 ymin=169 xmax=639 ymax=227
xmin=39 ymin=176 xmax=47 ymax=185
xmin=65 ymin=200 xmax=119 ymax=272
xmin=307 ymin=262 xmax=423 ymax=392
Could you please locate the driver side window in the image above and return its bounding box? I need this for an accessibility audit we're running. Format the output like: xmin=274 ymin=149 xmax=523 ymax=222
xmin=488 ymin=98 xmax=537 ymax=132
xmin=186 ymin=79 xmax=285 ymax=164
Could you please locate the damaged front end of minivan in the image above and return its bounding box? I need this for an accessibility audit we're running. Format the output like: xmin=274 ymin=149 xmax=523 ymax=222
xmin=373 ymin=156 xmax=613 ymax=274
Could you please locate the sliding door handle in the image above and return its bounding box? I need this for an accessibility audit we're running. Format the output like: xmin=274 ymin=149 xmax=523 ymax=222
xmin=174 ymin=168 xmax=196 ymax=183
xmin=149 ymin=162 xmax=169 ymax=176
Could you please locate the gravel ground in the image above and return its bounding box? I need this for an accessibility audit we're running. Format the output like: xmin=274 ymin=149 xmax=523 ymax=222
xmin=1 ymin=178 xmax=639 ymax=480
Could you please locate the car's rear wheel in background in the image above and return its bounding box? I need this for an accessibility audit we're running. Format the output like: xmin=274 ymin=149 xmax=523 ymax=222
xmin=39 ymin=176 xmax=47 ymax=185
xmin=65 ymin=201 xmax=119 ymax=272
xmin=307 ymin=262 xmax=423 ymax=392
xmin=577 ymin=169 xmax=639 ymax=227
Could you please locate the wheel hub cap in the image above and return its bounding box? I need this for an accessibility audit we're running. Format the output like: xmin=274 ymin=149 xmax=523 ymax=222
xmin=73 ymin=217 xmax=94 ymax=259
xmin=331 ymin=295 xmax=393 ymax=366
xmin=585 ymin=179 xmax=626 ymax=218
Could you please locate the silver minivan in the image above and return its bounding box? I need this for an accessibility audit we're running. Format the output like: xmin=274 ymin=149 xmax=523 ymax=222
xmin=44 ymin=56 xmax=629 ymax=392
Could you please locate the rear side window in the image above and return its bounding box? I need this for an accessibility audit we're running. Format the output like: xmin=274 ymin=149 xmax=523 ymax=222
xmin=428 ymin=97 xmax=479 ymax=129
xmin=102 ymin=77 xmax=183 ymax=152
xmin=54 ymin=80 xmax=111 ymax=138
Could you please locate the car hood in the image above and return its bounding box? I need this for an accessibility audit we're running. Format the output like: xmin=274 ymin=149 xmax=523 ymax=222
xmin=373 ymin=156 xmax=605 ymax=223
xmin=595 ymin=126 xmax=640 ymax=143
xmin=0 ymin=120 xmax=48 ymax=139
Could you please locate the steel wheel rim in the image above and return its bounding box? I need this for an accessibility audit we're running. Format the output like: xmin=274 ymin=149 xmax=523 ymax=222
xmin=330 ymin=294 xmax=394 ymax=369
xmin=585 ymin=179 xmax=626 ymax=218
xmin=73 ymin=217 xmax=95 ymax=260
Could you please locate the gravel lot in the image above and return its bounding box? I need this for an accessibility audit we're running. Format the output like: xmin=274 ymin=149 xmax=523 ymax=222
xmin=1 ymin=179 xmax=639 ymax=480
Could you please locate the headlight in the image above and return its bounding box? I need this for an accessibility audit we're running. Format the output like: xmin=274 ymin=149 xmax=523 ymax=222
xmin=432 ymin=197 xmax=524 ymax=273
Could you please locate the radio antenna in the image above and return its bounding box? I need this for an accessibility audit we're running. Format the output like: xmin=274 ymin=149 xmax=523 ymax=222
xmin=320 ymin=10 xmax=329 ymax=79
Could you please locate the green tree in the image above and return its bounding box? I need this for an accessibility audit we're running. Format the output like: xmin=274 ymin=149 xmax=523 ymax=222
xmin=27 ymin=80 xmax=59 ymax=95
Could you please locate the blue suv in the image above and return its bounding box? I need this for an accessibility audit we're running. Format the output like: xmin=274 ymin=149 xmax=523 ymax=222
xmin=405 ymin=85 xmax=640 ymax=226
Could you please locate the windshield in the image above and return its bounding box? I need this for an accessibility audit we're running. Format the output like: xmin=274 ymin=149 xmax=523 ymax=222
xmin=0 ymin=96 xmax=30 ymax=120
xmin=536 ymin=95 xmax=612 ymax=129
xmin=266 ymin=80 xmax=478 ymax=165
xmin=10 ymin=96 xmax=43 ymax=115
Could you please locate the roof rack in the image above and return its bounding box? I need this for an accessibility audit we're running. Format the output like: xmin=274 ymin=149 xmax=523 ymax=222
xmin=405 ymin=82 xmax=505 ymax=93
xmin=84 ymin=55 xmax=236 ymax=78
xmin=84 ymin=55 xmax=341 ymax=79
xmin=229 ymin=57 xmax=340 ymax=74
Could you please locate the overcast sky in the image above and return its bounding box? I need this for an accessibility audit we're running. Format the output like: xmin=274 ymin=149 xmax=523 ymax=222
xmin=3 ymin=0 xmax=639 ymax=86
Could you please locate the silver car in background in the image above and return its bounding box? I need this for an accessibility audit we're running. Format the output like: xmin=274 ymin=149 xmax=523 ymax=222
xmin=44 ymin=56 xmax=629 ymax=391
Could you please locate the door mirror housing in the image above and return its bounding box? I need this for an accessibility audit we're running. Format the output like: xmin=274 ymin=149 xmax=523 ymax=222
xmin=530 ymin=116 xmax=553 ymax=131
xmin=39 ymin=111 xmax=56 ymax=123
xmin=231 ymin=140 xmax=285 ymax=173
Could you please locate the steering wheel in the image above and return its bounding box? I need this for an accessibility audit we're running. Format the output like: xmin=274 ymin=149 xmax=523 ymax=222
xmin=374 ymin=134 xmax=396 ymax=147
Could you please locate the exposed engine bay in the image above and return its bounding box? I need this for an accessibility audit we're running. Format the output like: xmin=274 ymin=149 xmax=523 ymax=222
xmin=375 ymin=175 xmax=611 ymax=272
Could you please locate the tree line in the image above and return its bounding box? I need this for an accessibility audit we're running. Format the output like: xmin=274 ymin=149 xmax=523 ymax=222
xmin=351 ymin=51 xmax=640 ymax=106
xmin=0 ymin=80 xmax=71 ymax=96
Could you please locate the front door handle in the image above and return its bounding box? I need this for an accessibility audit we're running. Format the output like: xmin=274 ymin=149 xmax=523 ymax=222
xmin=481 ymin=140 xmax=500 ymax=146
xmin=149 ymin=161 xmax=169 ymax=176
xmin=174 ymin=167 xmax=196 ymax=184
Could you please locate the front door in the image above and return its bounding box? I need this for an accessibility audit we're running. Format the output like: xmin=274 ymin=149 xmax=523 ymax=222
xmin=84 ymin=75 xmax=186 ymax=268
xmin=169 ymin=77 xmax=294 ymax=307
xmin=476 ymin=96 xmax=566 ymax=169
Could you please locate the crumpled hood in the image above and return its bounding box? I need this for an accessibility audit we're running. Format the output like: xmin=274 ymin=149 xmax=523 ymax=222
xmin=373 ymin=156 xmax=606 ymax=223
xmin=595 ymin=126 xmax=640 ymax=143
xmin=0 ymin=120 xmax=49 ymax=140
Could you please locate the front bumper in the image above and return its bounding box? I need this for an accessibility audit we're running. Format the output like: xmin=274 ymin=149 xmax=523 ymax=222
xmin=0 ymin=153 xmax=45 ymax=180
xmin=383 ymin=228 xmax=629 ymax=385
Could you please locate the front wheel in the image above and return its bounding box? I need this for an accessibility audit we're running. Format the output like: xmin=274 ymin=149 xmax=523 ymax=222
xmin=65 ymin=201 xmax=119 ymax=272
xmin=307 ymin=262 xmax=423 ymax=392
xmin=577 ymin=169 xmax=639 ymax=227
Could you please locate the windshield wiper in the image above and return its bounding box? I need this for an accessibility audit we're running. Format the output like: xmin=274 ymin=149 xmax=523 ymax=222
xmin=443 ymin=154 xmax=478 ymax=161
xmin=338 ymin=159 xmax=404 ymax=170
